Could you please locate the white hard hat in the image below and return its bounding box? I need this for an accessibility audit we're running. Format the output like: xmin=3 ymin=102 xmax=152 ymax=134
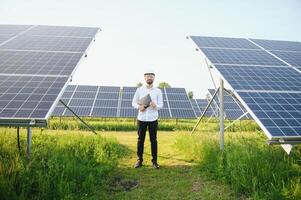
xmin=144 ymin=69 xmax=155 ymax=76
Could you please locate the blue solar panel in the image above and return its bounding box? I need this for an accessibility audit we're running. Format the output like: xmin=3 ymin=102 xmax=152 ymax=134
xmin=76 ymin=85 xmax=98 ymax=92
xmin=169 ymin=101 xmax=193 ymax=109
xmin=170 ymin=109 xmax=196 ymax=118
xmin=190 ymin=36 xmax=260 ymax=49
xmin=97 ymin=92 xmax=119 ymax=99
xmin=251 ymin=39 xmax=301 ymax=52
xmin=122 ymin=92 xmax=135 ymax=100
xmin=0 ymin=35 xmax=13 ymax=44
xmin=0 ymin=75 xmax=68 ymax=118
xmin=195 ymin=99 xmax=217 ymax=117
xmin=238 ymin=91 xmax=301 ymax=139
xmin=65 ymin=85 xmax=77 ymax=91
xmin=0 ymin=50 xmax=83 ymax=76
xmin=0 ymin=25 xmax=33 ymax=35
xmin=64 ymin=107 xmax=91 ymax=116
xmin=72 ymin=91 xmax=96 ymax=99
xmin=91 ymin=107 xmax=117 ymax=117
xmin=68 ymin=99 xmax=94 ymax=107
xmin=270 ymin=51 xmax=301 ymax=67
xmin=165 ymin=88 xmax=186 ymax=94
xmin=25 ymin=25 xmax=99 ymax=38
xmin=158 ymin=109 xmax=171 ymax=118
xmin=190 ymin=99 xmax=202 ymax=116
xmin=0 ymin=35 xmax=93 ymax=52
xmin=52 ymin=106 xmax=65 ymax=116
xmin=123 ymin=87 xmax=137 ymax=93
xmin=119 ymin=108 xmax=137 ymax=118
xmin=201 ymin=48 xmax=286 ymax=66
xmin=98 ymin=86 xmax=120 ymax=93
xmin=94 ymin=100 xmax=118 ymax=107
xmin=215 ymin=65 xmax=301 ymax=91
xmin=208 ymin=89 xmax=250 ymax=120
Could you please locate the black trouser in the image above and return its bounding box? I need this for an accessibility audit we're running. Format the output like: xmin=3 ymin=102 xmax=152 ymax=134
xmin=137 ymin=120 xmax=158 ymax=163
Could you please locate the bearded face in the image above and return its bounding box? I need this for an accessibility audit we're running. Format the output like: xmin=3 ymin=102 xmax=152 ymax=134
xmin=144 ymin=74 xmax=155 ymax=85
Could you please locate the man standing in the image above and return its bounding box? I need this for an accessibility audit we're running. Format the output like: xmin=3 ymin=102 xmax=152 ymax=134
xmin=132 ymin=70 xmax=163 ymax=169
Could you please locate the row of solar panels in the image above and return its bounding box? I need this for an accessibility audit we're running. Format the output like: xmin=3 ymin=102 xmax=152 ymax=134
xmin=190 ymin=36 xmax=301 ymax=141
xmin=52 ymin=85 xmax=197 ymax=118
xmin=0 ymin=25 xmax=100 ymax=126
xmin=52 ymin=85 xmax=250 ymax=120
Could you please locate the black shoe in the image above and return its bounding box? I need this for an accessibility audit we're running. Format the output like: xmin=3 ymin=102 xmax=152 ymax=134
xmin=152 ymin=162 xmax=159 ymax=169
xmin=134 ymin=160 xmax=143 ymax=168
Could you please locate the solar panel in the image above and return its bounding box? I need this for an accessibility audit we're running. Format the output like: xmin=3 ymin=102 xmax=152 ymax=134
xmin=215 ymin=65 xmax=301 ymax=91
xmin=91 ymin=107 xmax=117 ymax=117
xmin=25 ymin=25 xmax=99 ymax=38
xmin=0 ymin=50 xmax=82 ymax=75
xmin=191 ymin=36 xmax=301 ymax=143
xmin=0 ymin=24 xmax=100 ymax=126
xmin=94 ymin=100 xmax=118 ymax=107
xmin=164 ymin=88 xmax=196 ymax=118
xmin=270 ymin=51 xmax=301 ymax=67
xmin=190 ymin=36 xmax=260 ymax=49
xmin=119 ymin=108 xmax=137 ymax=118
xmin=53 ymin=85 xmax=198 ymax=119
xmin=64 ymin=107 xmax=91 ymax=116
xmin=68 ymin=99 xmax=94 ymax=107
xmin=0 ymin=35 xmax=93 ymax=52
xmin=76 ymin=85 xmax=98 ymax=92
xmin=190 ymin=99 xmax=202 ymax=116
xmin=158 ymin=109 xmax=171 ymax=118
xmin=208 ymin=89 xmax=250 ymax=120
xmin=251 ymin=39 xmax=301 ymax=52
xmin=238 ymin=91 xmax=301 ymax=139
xmin=122 ymin=87 xmax=138 ymax=93
xmin=0 ymin=35 xmax=13 ymax=44
xmin=65 ymin=85 xmax=77 ymax=91
xmin=97 ymin=92 xmax=120 ymax=99
xmin=165 ymin=87 xmax=186 ymax=94
xmin=0 ymin=25 xmax=33 ymax=35
xmin=200 ymin=48 xmax=286 ymax=66
xmin=195 ymin=99 xmax=217 ymax=117
xmin=98 ymin=86 xmax=120 ymax=93
xmin=0 ymin=75 xmax=68 ymax=118
xmin=170 ymin=109 xmax=196 ymax=118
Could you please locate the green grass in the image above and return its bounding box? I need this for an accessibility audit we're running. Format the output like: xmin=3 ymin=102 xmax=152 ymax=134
xmin=1 ymin=117 xmax=300 ymax=199
xmin=174 ymin=128 xmax=301 ymax=200
xmin=0 ymin=128 xmax=127 ymax=200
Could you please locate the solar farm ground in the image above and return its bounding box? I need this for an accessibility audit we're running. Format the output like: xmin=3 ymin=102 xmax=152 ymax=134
xmin=0 ymin=118 xmax=300 ymax=200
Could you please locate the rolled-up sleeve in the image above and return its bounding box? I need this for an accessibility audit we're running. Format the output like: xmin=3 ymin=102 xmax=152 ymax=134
xmin=156 ymin=89 xmax=163 ymax=110
xmin=132 ymin=89 xmax=139 ymax=109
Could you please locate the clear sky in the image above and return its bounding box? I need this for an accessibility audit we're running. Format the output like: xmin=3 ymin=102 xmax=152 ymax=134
xmin=1 ymin=0 xmax=301 ymax=98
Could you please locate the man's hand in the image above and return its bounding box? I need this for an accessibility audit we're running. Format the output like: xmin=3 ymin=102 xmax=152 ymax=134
xmin=150 ymin=101 xmax=157 ymax=109
xmin=138 ymin=105 xmax=146 ymax=112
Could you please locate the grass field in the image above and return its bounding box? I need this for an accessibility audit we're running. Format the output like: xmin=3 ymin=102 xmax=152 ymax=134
xmin=0 ymin=117 xmax=300 ymax=199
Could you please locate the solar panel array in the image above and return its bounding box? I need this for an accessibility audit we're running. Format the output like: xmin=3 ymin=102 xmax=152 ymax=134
xmin=53 ymin=85 xmax=197 ymax=119
xmin=190 ymin=99 xmax=217 ymax=117
xmin=207 ymin=89 xmax=251 ymax=120
xmin=190 ymin=36 xmax=301 ymax=141
xmin=0 ymin=25 xmax=99 ymax=126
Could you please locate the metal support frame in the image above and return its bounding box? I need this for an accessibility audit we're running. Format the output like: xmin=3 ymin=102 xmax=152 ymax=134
xmin=224 ymin=112 xmax=249 ymax=131
xmin=219 ymin=78 xmax=224 ymax=150
xmin=17 ymin=127 xmax=21 ymax=154
xmin=59 ymin=100 xmax=98 ymax=135
xmin=26 ymin=127 xmax=32 ymax=159
xmin=191 ymin=88 xmax=220 ymax=134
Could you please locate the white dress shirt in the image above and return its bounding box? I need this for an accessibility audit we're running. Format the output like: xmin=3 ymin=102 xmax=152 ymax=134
xmin=132 ymin=85 xmax=163 ymax=121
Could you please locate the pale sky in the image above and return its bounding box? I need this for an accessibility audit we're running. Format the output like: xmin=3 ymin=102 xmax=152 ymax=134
xmin=1 ymin=0 xmax=301 ymax=98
